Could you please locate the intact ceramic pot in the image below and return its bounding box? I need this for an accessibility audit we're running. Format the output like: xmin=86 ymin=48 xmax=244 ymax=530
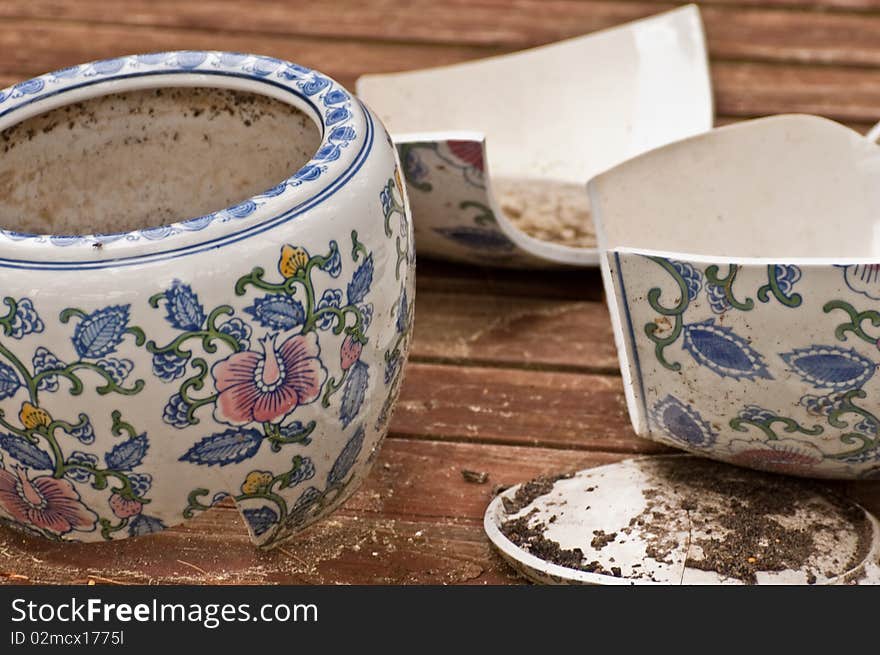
xmin=593 ymin=114 xmax=880 ymax=480
xmin=0 ymin=52 xmax=414 ymax=546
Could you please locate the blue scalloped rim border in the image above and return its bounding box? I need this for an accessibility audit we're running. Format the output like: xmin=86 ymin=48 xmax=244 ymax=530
xmin=0 ymin=52 xmax=374 ymax=270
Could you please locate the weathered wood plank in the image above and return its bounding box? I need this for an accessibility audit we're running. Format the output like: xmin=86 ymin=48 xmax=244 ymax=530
xmin=2 ymin=21 xmax=880 ymax=123
xmin=409 ymin=291 xmax=618 ymax=372
xmin=4 ymin=2 xmax=880 ymax=67
xmin=0 ymin=509 xmax=518 ymax=585
xmin=390 ymin=362 xmax=658 ymax=452
xmin=347 ymin=438 xmax=645 ymax=521
xmin=0 ymin=18 xmax=495 ymax=85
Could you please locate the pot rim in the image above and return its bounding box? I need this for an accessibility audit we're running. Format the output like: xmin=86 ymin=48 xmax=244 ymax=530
xmin=0 ymin=51 xmax=372 ymax=270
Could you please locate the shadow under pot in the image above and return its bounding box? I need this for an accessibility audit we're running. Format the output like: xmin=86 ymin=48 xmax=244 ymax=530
xmin=0 ymin=51 xmax=415 ymax=547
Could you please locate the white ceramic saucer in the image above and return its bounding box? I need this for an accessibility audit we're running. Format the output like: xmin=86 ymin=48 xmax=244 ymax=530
xmin=485 ymin=455 xmax=880 ymax=585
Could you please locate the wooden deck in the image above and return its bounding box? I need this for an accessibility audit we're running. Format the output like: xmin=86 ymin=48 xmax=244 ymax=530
xmin=1 ymin=0 xmax=879 ymax=584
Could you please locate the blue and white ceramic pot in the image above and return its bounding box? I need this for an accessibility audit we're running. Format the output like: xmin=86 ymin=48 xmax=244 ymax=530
xmin=0 ymin=52 xmax=414 ymax=546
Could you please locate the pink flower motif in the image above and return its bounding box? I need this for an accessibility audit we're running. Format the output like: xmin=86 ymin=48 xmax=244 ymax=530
xmin=728 ymin=438 xmax=824 ymax=477
xmin=0 ymin=466 xmax=97 ymax=535
xmin=340 ymin=334 xmax=363 ymax=371
xmin=109 ymin=493 xmax=143 ymax=518
xmin=212 ymin=332 xmax=327 ymax=425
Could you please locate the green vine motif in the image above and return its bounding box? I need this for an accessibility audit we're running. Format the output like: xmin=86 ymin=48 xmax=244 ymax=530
xmin=730 ymin=414 xmax=823 ymax=441
xmin=644 ymin=257 xmax=692 ymax=371
xmin=825 ymin=389 xmax=880 ymax=460
xmin=757 ymin=265 xmax=802 ymax=307
xmin=263 ymin=420 xmax=316 ymax=452
xmin=351 ymin=230 xmax=368 ymax=263
xmin=0 ymin=297 xmax=20 ymax=335
xmin=823 ymin=300 xmax=880 ymax=346
xmin=381 ymin=177 xmax=410 ymax=281
xmin=704 ymin=264 xmax=754 ymax=312
xmin=182 ymin=453 xmax=349 ymax=543
xmin=460 ymin=200 xmax=497 ymax=227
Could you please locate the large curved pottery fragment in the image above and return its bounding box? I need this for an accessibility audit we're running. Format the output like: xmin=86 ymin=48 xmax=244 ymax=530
xmin=358 ymin=5 xmax=713 ymax=267
xmin=0 ymin=52 xmax=415 ymax=547
xmin=593 ymin=114 xmax=880 ymax=479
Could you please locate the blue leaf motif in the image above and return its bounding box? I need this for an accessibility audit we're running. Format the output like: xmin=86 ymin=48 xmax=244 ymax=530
xmin=152 ymin=350 xmax=189 ymax=382
xmin=179 ymin=428 xmax=263 ymax=466
xmin=0 ymin=434 xmax=53 ymax=470
xmin=163 ymin=393 xmax=193 ymax=429
xmin=104 ymin=433 xmax=148 ymax=471
xmin=0 ymin=361 xmax=20 ymax=400
xmin=435 ymin=227 xmax=516 ymax=252
xmin=128 ymin=473 xmax=153 ymax=497
xmin=360 ymin=303 xmax=374 ymax=332
xmin=218 ymin=318 xmax=252 ymax=350
xmin=316 ymin=289 xmax=342 ymax=330
xmin=396 ymin=290 xmax=409 ymax=334
xmin=128 ymin=514 xmax=166 ymax=537
xmin=706 ymin=283 xmax=731 ymax=314
xmin=96 ymin=357 xmax=133 ymax=385
xmin=244 ymin=294 xmax=305 ymax=330
xmin=340 ymin=360 xmax=369 ymax=427
xmin=243 ymin=506 xmax=278 ymax=537
xmin=32 ymin=347 xmax=63 ymax=392
xmin=72 ymin=305 xmax=130 ymax=358
xmin=321 ymin=241 xmax=342 ymax=277
xmin=298 ymin=75 xmax=330 ymax=96
xmin=682 ymin=319 xmax=772 ymax=380
xmin=773 ymin=264 xmax=802 ymax=296
xmin=329 ymin=126 xmax=356 ymax=142
xmin=649 ymin=396 xmax=717 ymax=449
xmin=65 ymin=451 xmax=98 ymax=482
xmin=669 ymin=259 xmax=702 ymax=301
xmin=284 ymin=457 xmax=316 ymax=488
xmin=163 ymin=281 xmax=205 ymax=331
xmin=327 ymin=426 xmax=365 ymax=486
xmin=9 ymin=298 xmax=44 ymax=338
xmin=347 ymin=254 xmax=374 ymax=305
xmin=325 ymin=107 xmax=350 ymax=125
xmin=781 ymin=345 xmax=875 ymax=390
xmin=67 ymin=418 xmax=95 ymax=445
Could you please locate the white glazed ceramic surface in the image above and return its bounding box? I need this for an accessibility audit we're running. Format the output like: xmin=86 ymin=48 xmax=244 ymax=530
xmin=0 ymin=52 xmax=415 ymax=546
xmin=358 ymin=5 xmax=713 ymax=268
xmin=593 ymin=114 xmax=880 ymax=480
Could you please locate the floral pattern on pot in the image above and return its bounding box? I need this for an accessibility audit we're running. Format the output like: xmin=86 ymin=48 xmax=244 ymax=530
xmin=0 ymin=169 xmax=414 ymax=546
xmin=396 ymin=139 xmax=521 ymax=266
xmin=608 ymin=253 xmax=880 ymax=478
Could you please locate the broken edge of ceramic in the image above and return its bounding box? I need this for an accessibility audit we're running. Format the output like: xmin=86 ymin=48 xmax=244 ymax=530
xmin=357 ymin=5 xmax=713 ymax=268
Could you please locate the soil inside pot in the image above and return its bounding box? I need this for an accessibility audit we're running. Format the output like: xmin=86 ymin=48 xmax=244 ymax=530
xmin=0 ymin=87 xmax=321 ymax=235
xmin=493 ymin=178 xmax=595 ymax=248
xmin=498 ymin=458 xmax=873 ymax=584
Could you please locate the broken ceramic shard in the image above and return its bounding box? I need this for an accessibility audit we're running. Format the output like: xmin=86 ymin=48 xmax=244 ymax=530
xmin=358 ymin=5 xmax=713 ymax=267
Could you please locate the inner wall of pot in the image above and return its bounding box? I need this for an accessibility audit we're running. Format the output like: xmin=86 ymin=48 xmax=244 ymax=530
xmin=593 ymin=115 xmax=880 ymax=260
xmin=0 ymin=86 xmax=322 ymax=235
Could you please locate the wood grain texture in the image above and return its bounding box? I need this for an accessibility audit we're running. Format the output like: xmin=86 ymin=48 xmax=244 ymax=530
xmin=1 ymin=0 xmax=879 ymax=586
xmin=4 ymin=1 xmax=880 ymax=67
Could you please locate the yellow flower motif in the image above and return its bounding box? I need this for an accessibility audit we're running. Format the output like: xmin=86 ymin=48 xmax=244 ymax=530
xmin=19 ymin=401 xmax=51 ymax=430
xmin=394 ymin=167 xmax=404 ymax=197
xmin=278 ymin=245 xmax=309 ymax=278
xmin=240 ymin=470 xmax=273 ymax=495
